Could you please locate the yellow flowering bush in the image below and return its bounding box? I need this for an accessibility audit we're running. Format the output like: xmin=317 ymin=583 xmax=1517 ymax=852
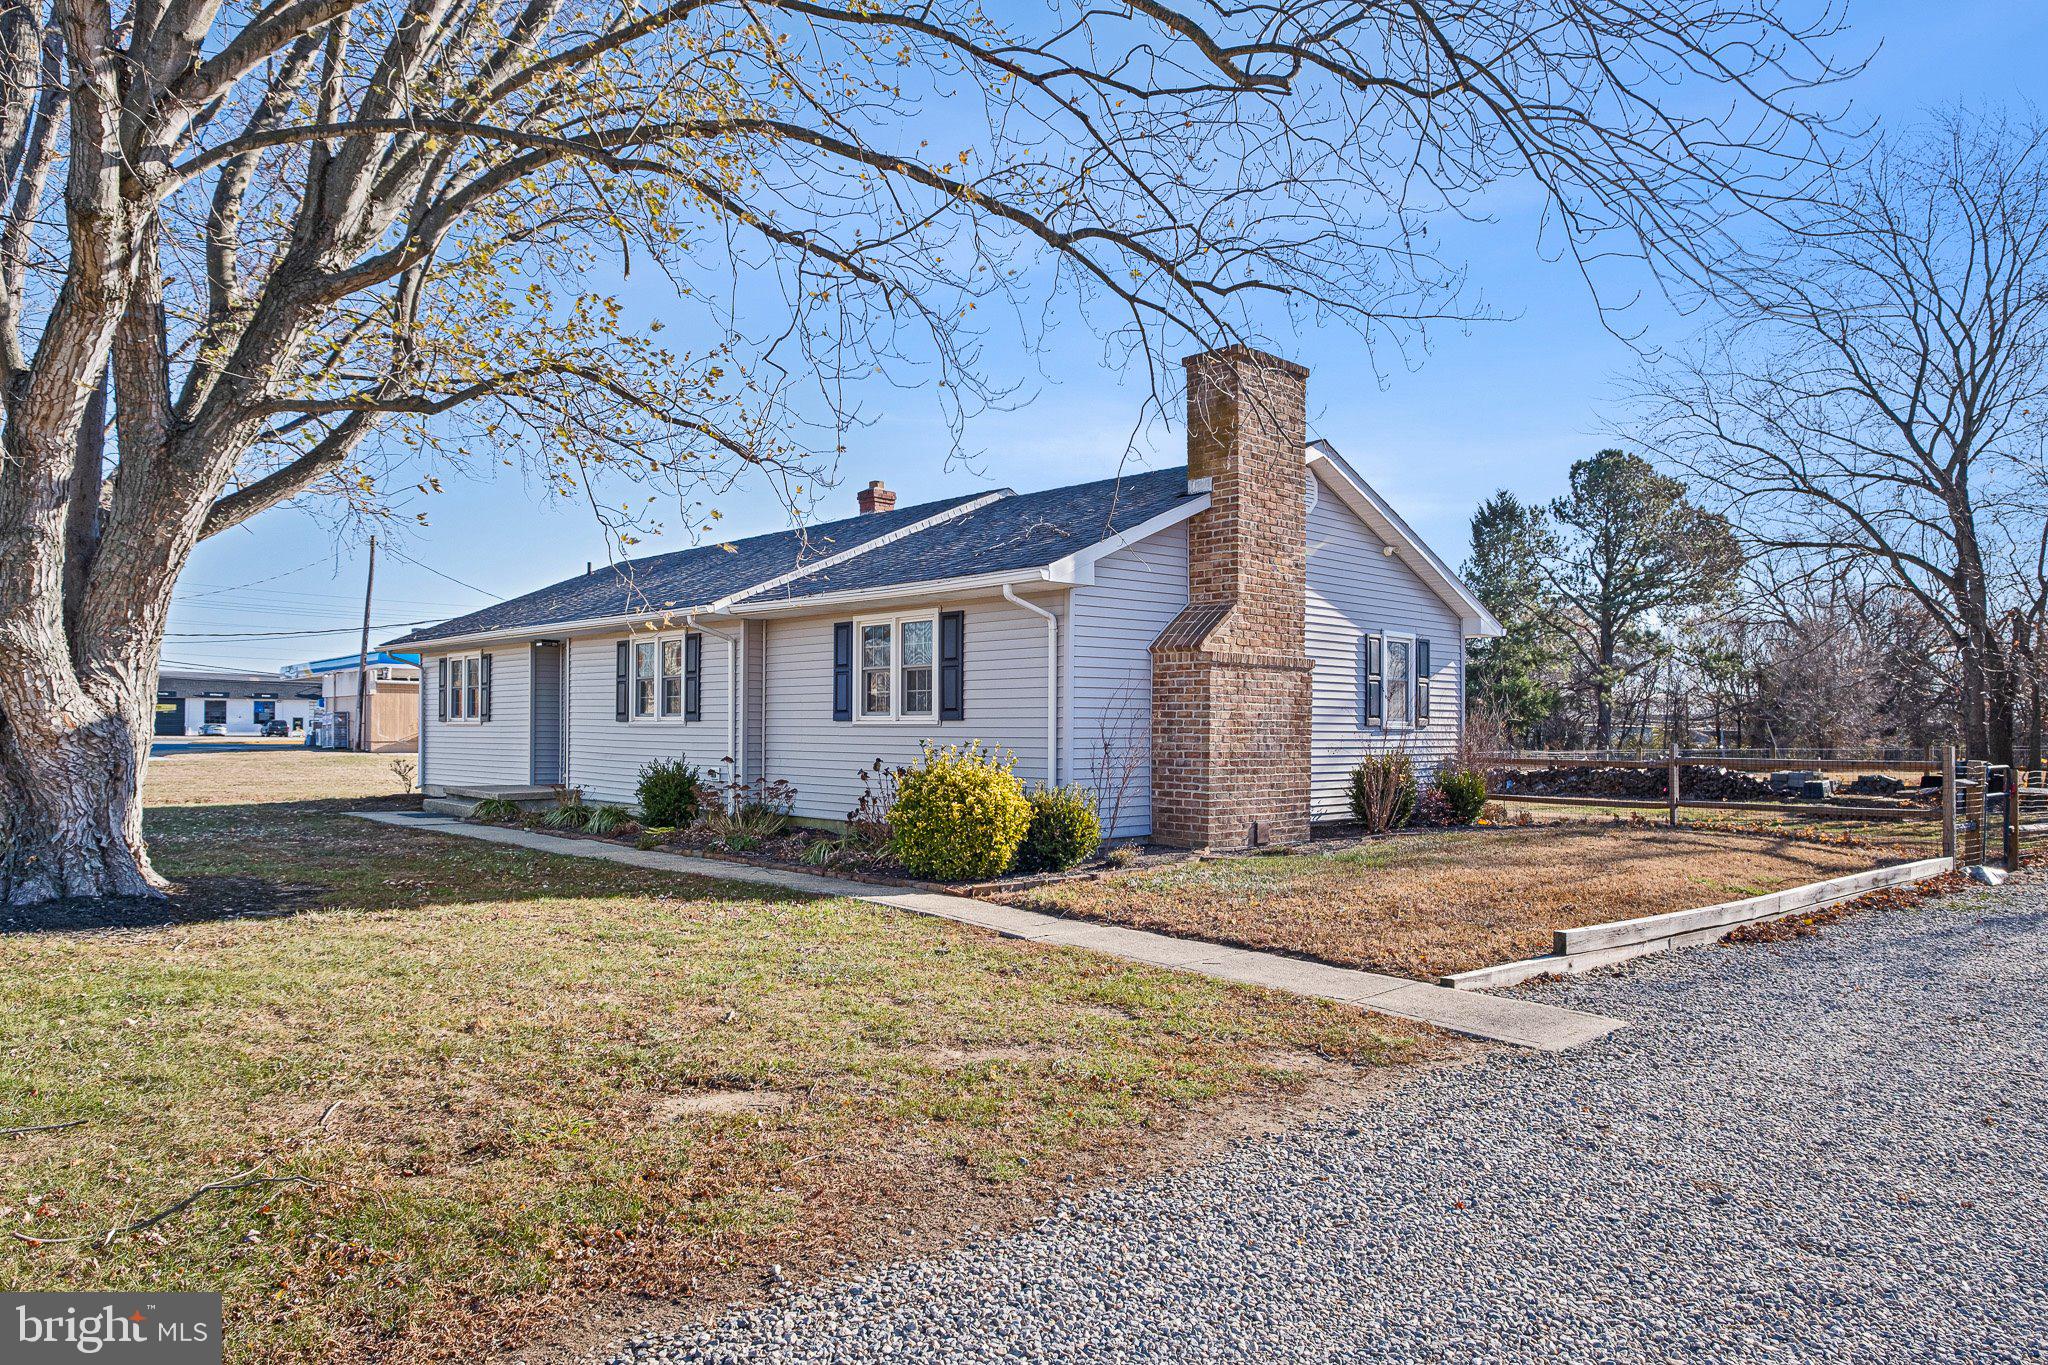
xmin=888 ymin=740 xmax=1032 ymax=881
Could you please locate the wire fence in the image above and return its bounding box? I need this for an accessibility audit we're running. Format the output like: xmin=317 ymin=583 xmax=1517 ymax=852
xmin=1476 ymin=745 xmax=2044 ymax=869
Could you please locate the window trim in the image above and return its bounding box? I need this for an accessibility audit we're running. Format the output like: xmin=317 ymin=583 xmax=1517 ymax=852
xmin=443 ymin=652 xmax=487 ymax=724
xmin=853 ymin=611 xmax=942 ymax=723
xmin=1379 ymin=629 xmax=1417 ymax=730
xmin=628 ymin=632 xmax=704 ymax=723
xmin=659 ymin=637 xmax=684 ymax=718
xmin=631 ymin=638 xmax=658 ymax=719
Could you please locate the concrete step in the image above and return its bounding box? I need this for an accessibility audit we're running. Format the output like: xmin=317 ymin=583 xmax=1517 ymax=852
xmin=422 ymin=796 xmax=479 ymax=819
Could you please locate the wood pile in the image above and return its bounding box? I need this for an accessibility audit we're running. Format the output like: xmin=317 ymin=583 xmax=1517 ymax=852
xmin=1494 ymin=765 xmax=1774 ymax=801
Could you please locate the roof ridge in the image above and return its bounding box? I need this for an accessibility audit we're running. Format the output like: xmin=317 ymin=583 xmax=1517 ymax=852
xmin=706 ymin=489 xmax=1011 ymax=609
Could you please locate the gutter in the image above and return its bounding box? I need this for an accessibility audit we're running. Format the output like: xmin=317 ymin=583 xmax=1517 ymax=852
xmin=1003 ymin=584 xmax=1059 ymax=789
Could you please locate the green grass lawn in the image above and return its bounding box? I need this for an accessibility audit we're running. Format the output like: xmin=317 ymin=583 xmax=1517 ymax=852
xmin=0 ymin=754 xmax=1432 ymax=1363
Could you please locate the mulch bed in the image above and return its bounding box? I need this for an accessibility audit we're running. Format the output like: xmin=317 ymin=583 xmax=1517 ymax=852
xmin=1723 ymin=860 xmax=2037 ymax=946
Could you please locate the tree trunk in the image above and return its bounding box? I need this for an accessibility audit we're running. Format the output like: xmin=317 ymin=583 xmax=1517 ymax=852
xmin=0 ymin=671 xmax=162 ymax=906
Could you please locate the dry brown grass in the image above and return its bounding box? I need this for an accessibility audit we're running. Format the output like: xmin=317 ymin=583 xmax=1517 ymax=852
xmin=147 ymin=747 xmax=413 ymax=807
xmin=0 ymin=752 xmax=1437 ymax=1364
xmin=1001 ymin=823 xmax=1885 ymax=981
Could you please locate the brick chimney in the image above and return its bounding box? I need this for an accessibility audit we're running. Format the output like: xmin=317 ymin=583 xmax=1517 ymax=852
xmin=1149 ymin=346 xmax=1314 ymax=849
xmin=856 ymin=480 xmax=897 ymax=515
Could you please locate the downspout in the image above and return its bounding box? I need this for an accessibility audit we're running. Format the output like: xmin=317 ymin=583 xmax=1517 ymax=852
xmin=686 ymin=614 xmax=743 ymax=797
xmin=1003 ymin=584 xmax=1059 ymax=788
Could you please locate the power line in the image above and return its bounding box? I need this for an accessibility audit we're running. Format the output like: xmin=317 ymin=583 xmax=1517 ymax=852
xmin=383 ymin=544 xmax=496 ymax=599
xmin=164 ymin=618 xmax=439 ymax=640
xmin=177 ymin=554 xmax=335 ymax=600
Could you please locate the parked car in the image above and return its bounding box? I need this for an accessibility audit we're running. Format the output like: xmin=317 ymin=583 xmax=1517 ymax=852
xmin=262 ymin=720 xmax=290 ymax=737
xmin=199 ymin=723 xmax=227 ymax=736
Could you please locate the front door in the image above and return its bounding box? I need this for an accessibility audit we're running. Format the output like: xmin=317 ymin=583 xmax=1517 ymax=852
xmin=531 ymin=642 xmax=564 ymax=785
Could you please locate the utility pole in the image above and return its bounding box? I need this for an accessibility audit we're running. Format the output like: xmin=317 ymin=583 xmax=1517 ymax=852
xmin=354 ymin=536 xmax=376 ymax=752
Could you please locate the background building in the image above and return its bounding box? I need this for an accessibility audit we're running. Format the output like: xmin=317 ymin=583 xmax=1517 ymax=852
xmin=154 ymin=669 xmax=323 ymax=737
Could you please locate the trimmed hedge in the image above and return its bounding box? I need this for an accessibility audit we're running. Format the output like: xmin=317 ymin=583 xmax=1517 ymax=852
xmin=636 ymin=758 xmax=703 ymax=828
xmin=888 ymin=741 xmax=1032 ymax=881
xmin=1015 ymin=786 xmax=1102 ymax=873
xmin=1434 ymin=767 xmax=1488 ymax=824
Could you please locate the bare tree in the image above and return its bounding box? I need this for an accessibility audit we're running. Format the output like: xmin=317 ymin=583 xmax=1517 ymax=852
xmin=0 ymin=0 xmax=1853 ymax=906
xmin=1085 ymin=682 xmax=1150 ymax=842
xmin=1636 ymin=108 xmax=2048 ymax=766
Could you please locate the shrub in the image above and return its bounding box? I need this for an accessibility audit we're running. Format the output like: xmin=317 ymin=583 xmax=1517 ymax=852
xmin=1346 ymin=752 xmax=1416 ymax=833
xmin=540 ymin=794 xmax=588 ymax=830
xmin=637 ymin=758 xmax=702 ymax=828
xmin=1411 ymin=787 xmax=1456 ymax=827
xmin=1103 ymin=844 xmax=1140 ymax=869
xmin=801 ymin=836 xmax=847 ymax=868
xmin=888 ymin=741 xmax=1032 ymax=881
xmin=468 ymin=797 xmax=520 ymax=823
xmin=1434 ymin=766 xmax=1488 ymax=825
xmin=1015 ymin=786 xmax=1102 ymax=873
xmin=703 ymin=772 xmax=797 ymax=843
xmin=583 ymin=804 xmax=633 ymax=836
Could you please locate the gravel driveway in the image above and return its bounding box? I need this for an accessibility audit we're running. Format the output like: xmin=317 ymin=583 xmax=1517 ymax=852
xmin=602 ymin=874 xmax=2048 ymax=1363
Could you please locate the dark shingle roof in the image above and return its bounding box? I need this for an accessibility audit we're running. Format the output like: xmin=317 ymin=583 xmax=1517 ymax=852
xmin=387 ymin=492 xmax=988 ymax=645
xmin=390 ymin=466 xmax=1196 ymax=644
xmin=732 ymin=466 xmax=1195 ymax=604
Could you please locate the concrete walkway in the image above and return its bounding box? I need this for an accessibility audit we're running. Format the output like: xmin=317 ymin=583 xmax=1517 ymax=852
xmin=350 ymin=811 xmax=1623 ymax=1051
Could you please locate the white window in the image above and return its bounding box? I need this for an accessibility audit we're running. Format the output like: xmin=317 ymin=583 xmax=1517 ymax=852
xmin=900 ymin=618 xmax=934 ymax=716
xmin=860 ymin=623 xmax=892 ymax=717
xmin=633 ymin=639 xmax=657 ymax=717
xmin=1384 ymin=633 xmax=1414 ymax=727
xmin=445 ymin=653 xmax=483 ymax=722
xmin=857 ymin=613 xmax=939 ymax=720
xmin=661 ymin=638 xmax=684 ymax=717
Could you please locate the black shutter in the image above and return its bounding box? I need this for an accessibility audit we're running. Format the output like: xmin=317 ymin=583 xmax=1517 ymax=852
xmin=684 ymin=632 xmax=703 ymax=721
xmin=437 ymin=657 xmax=448 ymax=722
xmin=1363 ymin=633 xmax=1384 ymax=726
xmin=1415 ymin=639 xmax=1431 ymax=724
xmin=938 ymin=610 xmax=965 ymax=721
xmin=615 ymin=641 xmax=629 ymax=721
xmin=832 ymin=621 xmax=853 ymax=721
xmin=479 ymin=653 xmax=493 ymax=722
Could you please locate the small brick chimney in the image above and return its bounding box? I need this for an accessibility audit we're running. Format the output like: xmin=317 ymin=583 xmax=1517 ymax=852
xmin=1149 ymin=346 xmax=1314 ymax=849
xmin=856 ymin=480 xmax=897 ymax=515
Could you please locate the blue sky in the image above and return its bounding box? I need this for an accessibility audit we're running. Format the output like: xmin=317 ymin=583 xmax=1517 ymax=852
xmin=163 ymin=0 xmax=2048 ymax=673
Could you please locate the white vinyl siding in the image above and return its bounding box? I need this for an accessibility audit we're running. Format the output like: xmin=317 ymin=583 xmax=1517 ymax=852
xmin=1067 ymin=521 xmax=1189 ymax=838
xmin=420 ymin=647 xmax=530 ymax=789
xmin=565 ymin=631 xmax=734 ymax=806
xmin=757 ymin=595 xmax=1054 ymax=824
xmin=1305 ymin=465 xmax=1465 ymax=820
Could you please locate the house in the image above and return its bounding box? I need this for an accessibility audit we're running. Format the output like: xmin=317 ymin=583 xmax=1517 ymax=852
xmin=282 ymin=652 xmax=423 ymax=752
xmin=154 ymin=669 xmax=323 ymax=737
xmin=389 ymin=348 xmax=1501 ymax=846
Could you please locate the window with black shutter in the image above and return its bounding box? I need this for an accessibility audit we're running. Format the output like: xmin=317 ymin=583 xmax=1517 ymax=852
xmin=479 ymin=653 xmax=493 ymax=722
xmin=615 ymin=641 xmax=629 ymax=721
xmin=1362 ymin=633 xmax=1383 ymax=726
xmin=684 ymin=632 xmax=703 ymax=721
xmin=938 ymin=610 xmax=965 ymax=721
xmin=1415 ymin=639 xmax=1432 ymax=724
xmin=831 ymin=622 xmax=853 ymax=721
xmin=437 ymin=657 xmax=448 ymax=722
